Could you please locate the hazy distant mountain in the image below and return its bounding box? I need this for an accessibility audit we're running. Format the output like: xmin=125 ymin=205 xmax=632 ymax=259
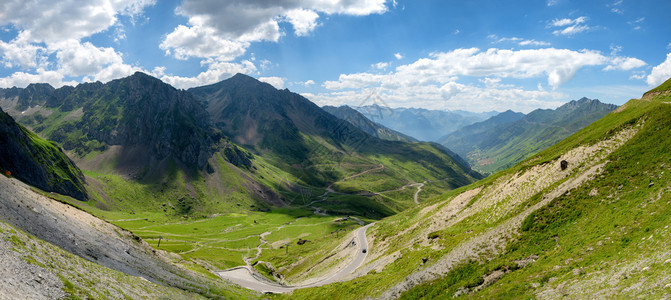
xmin=438 ymin=110 xmax=525 ymax=156
xmin=322 ymin=105 xmax=416 ymax=142
xmin=440 ymin=98 xmax=617 ymax=174
xmin=355 ymin=105 xmax=498 ymax=142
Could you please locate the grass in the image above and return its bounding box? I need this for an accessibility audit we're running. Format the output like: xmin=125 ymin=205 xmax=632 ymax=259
xmin=286 ymin=85 xmax=671 ymax=299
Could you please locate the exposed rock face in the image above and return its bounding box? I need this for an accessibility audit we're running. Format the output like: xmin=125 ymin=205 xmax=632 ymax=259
xmin=102 ymin=72 xmax=216 ymax=170
xmin=1 ymin=72 xmax=217 ymax=171
xmin=0 ymin=107 xmax=87 ymax=200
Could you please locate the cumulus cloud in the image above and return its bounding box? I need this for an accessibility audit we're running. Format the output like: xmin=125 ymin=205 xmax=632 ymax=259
xmin=284 ymin=8 xmax=320 ymax=36
xmin=161 ymin=0 xmax=388 ymax=62
xmin=646 ymin=53 xmax=671 ymax=86
xmin=160 ymin=60 xmax=257 ymax=89
xmin=259 ymin=76 xmax=285 ymax=89
xmin=394 ymin=53 xmax=404 ymax=60
xmin=0 ymin=37 xmax=46 ymax=69
xmin=0 ymin=0 xmax=154 ymax=87
xmin=603 ymin=56 xmax=646 ymax=71
xmin=0 ymin=68 xmax=77 ymax=88
xmin=308 ymin=80 xmax=565 ymax=113
xmin=160 ymin=25 xmax=249 ymax=61
xmin=313 ymin=47 xmax=647 ymax=112
xmin=0 ymin=0 xmax=155 ymax=43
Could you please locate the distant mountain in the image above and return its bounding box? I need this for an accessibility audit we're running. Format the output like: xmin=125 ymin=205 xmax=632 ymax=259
xmin=1 ymin=72 xmax=481 ymax=218
xmin=440 ymin=98 xmax=617 ymax=174
xmin=355 ymin=105 xmax=498 ymax=142
xmin=438 ymin=110 xmax=525 ymax=156
xmin=0 ymin=107 xmax=87 ymax=200
xmin=189 ymin=74 xmax=482 ymax=213
xmin=322 ymin=105 xmax=416 ymax=142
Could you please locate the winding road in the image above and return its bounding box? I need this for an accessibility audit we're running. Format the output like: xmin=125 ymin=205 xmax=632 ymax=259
xmin=216 ymin=223 xmax=374 ymax=293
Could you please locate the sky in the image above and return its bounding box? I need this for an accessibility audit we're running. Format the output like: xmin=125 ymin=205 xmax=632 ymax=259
xmin=0 ymin=0 xmax=670 ymax=113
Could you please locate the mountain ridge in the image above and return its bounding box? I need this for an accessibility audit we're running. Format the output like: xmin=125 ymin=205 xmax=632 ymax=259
xmin=441 ymin=98 xmax=617 ymax=173
xmin=322 ymin=105 xmax=416 ymax=142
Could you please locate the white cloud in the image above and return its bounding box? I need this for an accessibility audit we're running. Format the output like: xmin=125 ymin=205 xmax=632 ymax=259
xmin=162 ymin=0 xmax=389 ymax=62
xmin=603 ymin=56 xmax=646 ymax=71
xmin=308 ymin=80 xmax=565 ymax=113
xmin=628 ymin=17 xmax=645 ymax=30
xmin=0 ymin=37 xmax=46 ymax=69
xmin=0 ymin=68 xmax=77 ymax=88
xmin=394 ymin=53 xmax=404 ymax=60
xmin=54 ymin=40 xmax=124 ymax=77
xmin=547 ymin=0 xmax=560 ymax=6
xmin=480 ymin=77 xmax=514 ymax=88
xmin=610 ymin=44 xmax=622 ymax=55
xmin=519 ymin=39 xmax=551 ymax=46
xmin=553 ymin=25 xmax=590 ymax=36
xmin=302 ymin=80 xmax=315 ymax=87
xmin=492 ymin=36 xmax=551 ymax=47
xmin=160 ymin=24 xmax=249 ymax=61
xmin=324 ymin=73 xmax=386 ymax=90
xmin=646 ymin=52 xmax=671 ymax=86
xmin=160 ymin=60 xmax=257 ymax=89
xmin=284 ymin=8 xmax=320 ymax=37
xmin=549 ymin=16 xmax=592 ymax=36
xmin=608 ymin=0 xmax=624 ymax=15
xmin=550 ymin=17 xmax=586 ymax=27
xmin=259 ymin=76 xmax=285 ymax=89
xmin=0 ymin=0 xmax=155 ymax=43
xmin=314 ymin=47 xmax=646 ymax=112
xmin=324 ymin=48 xmax=645 ymax=91
xmin=373 ymin=62 xmax=389 ymax=70
xmin=0 ymin=0 xmax=154 ymax=87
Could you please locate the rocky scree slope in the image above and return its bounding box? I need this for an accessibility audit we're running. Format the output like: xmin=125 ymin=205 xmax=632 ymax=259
xmin=0 ymin=174 xmax=249 ymax=298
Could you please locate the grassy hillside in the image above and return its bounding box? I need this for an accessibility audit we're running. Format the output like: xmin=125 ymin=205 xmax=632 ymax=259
xmin=286 ymin=81 xmax=671 ymax=299
xmin=322 ymin=105 xmax=416 ymax=142
xmin=441 ymin=98 xmax=617 ymax=174
xmin=0 ymin=107 xmax=87 ymax=200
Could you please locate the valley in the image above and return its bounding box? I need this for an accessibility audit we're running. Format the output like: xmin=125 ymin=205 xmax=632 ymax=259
xmin=1 ymin=73 xmax=670 ymax=299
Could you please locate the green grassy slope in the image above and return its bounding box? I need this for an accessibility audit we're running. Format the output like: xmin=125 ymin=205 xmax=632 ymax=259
xmin=287 ymin=80 xmax=671 ymax=299
xmin=0 ymin=107 xmax=87 ymax=200
xmin=441 ymin=98 xmax=617 ymax=174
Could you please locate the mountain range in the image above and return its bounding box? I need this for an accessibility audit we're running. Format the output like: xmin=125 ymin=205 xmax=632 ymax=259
xmin=2 ymin=73 xmax=669 ymax=299
xmin=440 ymin=98 xmax=617 ymax=173
xmin=355 ymin=105 xmax=498 ymax=142
xmin=0 ymin=72 xmax=481 ymax=218
xmin=322 ymin=105 xmax=416 ymax=142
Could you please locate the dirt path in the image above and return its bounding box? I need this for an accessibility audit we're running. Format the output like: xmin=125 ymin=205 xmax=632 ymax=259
xmin=413 ymin=183 xmax=424 ymax=204
xmin=216 ymin=223 xmax=374 ymax=293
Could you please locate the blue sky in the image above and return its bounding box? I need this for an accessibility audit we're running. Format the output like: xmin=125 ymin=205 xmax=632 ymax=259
xmin=0 ymin=0 xmax=670 ymax=112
